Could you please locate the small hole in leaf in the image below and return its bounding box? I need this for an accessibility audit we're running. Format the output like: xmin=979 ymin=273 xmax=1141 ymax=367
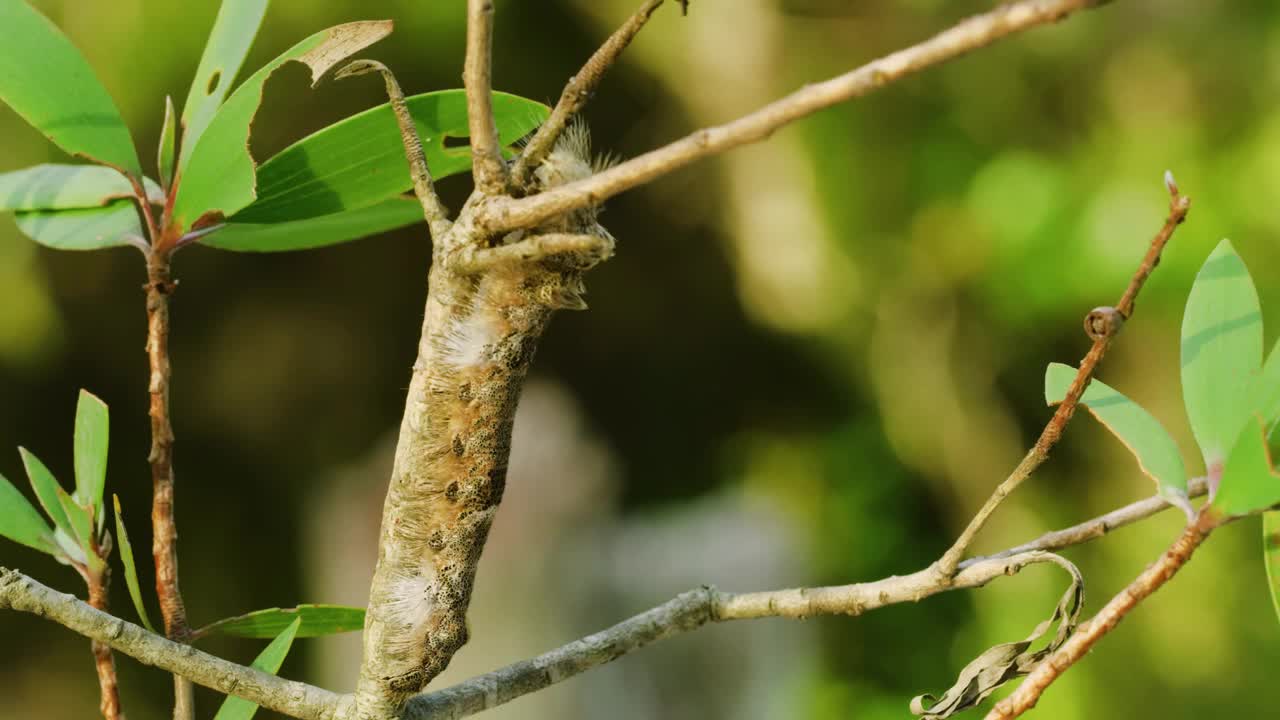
xmin=206 ymin=71 xmax=222 ymax=95
xmin=442 ymin=135 xmax=470 ymax=151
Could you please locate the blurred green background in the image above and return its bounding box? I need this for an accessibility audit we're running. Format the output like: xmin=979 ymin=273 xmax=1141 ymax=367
xmin=2 ymin=0 xmax=1279 ymax=718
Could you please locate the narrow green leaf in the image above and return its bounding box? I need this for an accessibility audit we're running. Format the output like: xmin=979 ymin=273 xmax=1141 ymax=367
xmin=18 ymin=447 xmax=71 ymax=536
xmin=178 ymin=0 xmax=270 ymax=172
xmin=0 ymin=471 xmax=58 ymax=555
xmin=1265 ymin=512 xmax=1280 ymax=627
xmin=197 ymin=604 xmax=365 ymax=639
xmin=55 ymin=484 xmax=92 ymax=548
xmin=0 ymin=1 xmax=141 ymax=174
xmin=213 ymin=617 xmax=302 ymax=720
xmin=203 ymin=197 xmax=423 ymax=252
xmin=1181 ymin=239 xmax=1264 ymax=466
xmin=233 ymin=91 xmax=549 ymax=223
xmin=1046 ymin=363 xmax=1189 ymax=505
xmin=1213 ymin=417 xmax=1280 ymax=516
xmin=12 ymin=200 xmax=143 ymax=251
xmin=174 ymin=21 xmax=393 ymax=230
xmin=73 ymin=390 xmax=109 ymax=530
xmin=0 ymin=164 xmax=161 ymax=211
xmin=158 ymin=96 xmax=176 ymax=191
xmin=113 ymin=495 xmax=157 ymax=633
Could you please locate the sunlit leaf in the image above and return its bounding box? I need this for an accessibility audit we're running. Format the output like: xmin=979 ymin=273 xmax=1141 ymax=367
xmin=158 ymin=96 xmax=176 ymax=191
xmin=212 ymin=617 xmax=302 ymax=720
xmin=174 ymin=21 xmax=393 ymax=230
xmin=178 ymin=0 xmax=270 ymax=173
xmin=0 ymin=1 xmax=141 ymax=174
xmin=197 ymin=604 xmax=364 ymax=639
xmin=11 ymin=200 xmax=143 ymax=251
xmin=1045 ymin=363 xmax=1189 ymax=506
xmin=0 ymin=471 xmax=58 ymax=556
xmin=18 ymin=447 xmax=70 ymax=536
xmin=1181 ymin=239 xmax=1264 ymax=466
xmin=1212 ymin=417 xmax=1280 ymax=517
xmin=72 ymin=390 xmax=109 ymax=531
xmin=202 ymin=197 xmax=422 ymax=252
xmin=55 ymin=484 xmax=92 ymax=548
xmin=0 ymin=165 xmax=161 ymax=211
xmin=113 ymin=495 xmax=157 ymax=633
xmin=232 ymin=91 xmax=549 ymax=223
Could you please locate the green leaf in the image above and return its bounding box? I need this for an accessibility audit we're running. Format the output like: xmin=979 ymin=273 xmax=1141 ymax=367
xmin=202 ymin=197 xmax=423 ymax=252
xmin=12 ymin=200 xmax=143 ymax=251
xmin=212 ymin=617 xmax=302 ymax=720
xmin=18 ymin=447 xmax=70 ymax=536
xmin=1265 ymin=512 xmax=1280 ymax=627
xmin=197 ymin=604 xmax=365 ymax=639
xmin=113 ymin=495 xmax=157 ymax=633
xmin=0 ymin=164 xmax=161 ymax=211
xmin=173 ymin=21 xmax=393 ymax=230
xmin=0 ymin=471 xmax=58 ymax=556
xmin=0 ymin=1 xmax=141 ymax=175
xmin=233 ymin=91 xmax=549 ymax=223
xmin=1181 ymin=239 xmax=1264 ymax=466
xmin=73 ymin=390 xmax=109 ymax=530
xmin=1045 ymin=362 xmax=1190 ymax=506
xmin=158 ymin=96 xmax=176 ymax=191
xmin=55 ymin=484 xmax=92 ymax=548
xmin=1212 ymin=417 xmax=1280 ymax=516
xmin=178 ymin=0 xmax=270 ymax=173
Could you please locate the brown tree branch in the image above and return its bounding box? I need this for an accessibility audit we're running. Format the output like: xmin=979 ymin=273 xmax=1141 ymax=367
xmin=336 ymin=60 xmax=453 ymax=242
xmin=511 ymin=0 xmax=668 ymax=191
xmin=0 ymin=568 xmax=351 ymax=720
xmin=986 ymin=508 xmax=1222 ymax=719
xmin=935 ymin=175 xmax=1192 ymax=577
xmin=464 ymin=0 xmax=506 ymax=194
xmin=1 ymin=476 xmax=1199 ymax=720
xmin=87 ymin=568 xmax=125 ymax=720
xmin=476 ymin=0 xmax=1110 ymax=235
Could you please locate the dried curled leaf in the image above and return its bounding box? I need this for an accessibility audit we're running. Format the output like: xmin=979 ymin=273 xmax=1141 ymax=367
xmin=910 ymin=553 xmax=1084 ymax=719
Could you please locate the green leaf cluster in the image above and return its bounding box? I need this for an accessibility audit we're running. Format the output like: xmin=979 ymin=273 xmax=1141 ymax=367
xmin=0 ymin=1 xmax=548 ymax=253
xmin=1045 ymin=239 xmax=1280 ymax=621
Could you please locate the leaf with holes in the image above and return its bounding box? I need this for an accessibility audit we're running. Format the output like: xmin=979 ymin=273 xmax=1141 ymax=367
xmin=196 ymin=604 xmax=364 ymax=640
xmin=202 ymin=197 xmax=423 ymax=252
xmin=232 ymin=90 xmax=548 ymax=223
xmin=1181 ymin=239 xmax=1264 ymax=469
xmin=113 ymin=495 xmax=156 ymax=633
xmin=0 ymin=1 xmax=140 ymax=175
xmin=173 ymin=20 xmax=393 ymax=230
xmin=12 ymin=201 xmax=143 ymax=251
xmin=0 ymin=165 xmax=161 ymax=211
xmin=1045 ymin=362 xmax=1190 ymax=510
xmin=212 ymin=617 xmax=302 ymax=720
xmin=178 ymin=0 xmax=270 ymax=172
xmin=0 ymin=471 xmax=58 ymax=556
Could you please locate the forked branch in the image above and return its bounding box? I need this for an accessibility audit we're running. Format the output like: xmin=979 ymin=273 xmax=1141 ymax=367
xmin=477 ymin=0 xmax=1110 ymax=234
xmin=935 ymin=174 xmax=1192 ymax=577
xmin=464 ymin=0 xmax=506 ymax=194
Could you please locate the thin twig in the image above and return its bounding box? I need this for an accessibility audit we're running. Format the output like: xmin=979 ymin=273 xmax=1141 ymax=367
xmin=935 ymin=177 xmax=1192 ymax=577
xmin=986 ymin=509 xmax=1222 ymax=719
xmin=87 ymin=568 xmax=125 ymax=720
xmin=511 ymin=0 xmax=667 ymax=191
xmin=0 ymin=569 xmax=350 ymax=720
xmin=144 ymin=247 xmax=195 ymax=720
xmin=464 ymin=0 xmax=506 ymax=194
xmin=959 ymin=476 xmax=1208 ymax=569
xmin=336 ymin=60 xmax=453 ymax=242
xmin=477 ymin=0 xmax=1109 ymax=235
